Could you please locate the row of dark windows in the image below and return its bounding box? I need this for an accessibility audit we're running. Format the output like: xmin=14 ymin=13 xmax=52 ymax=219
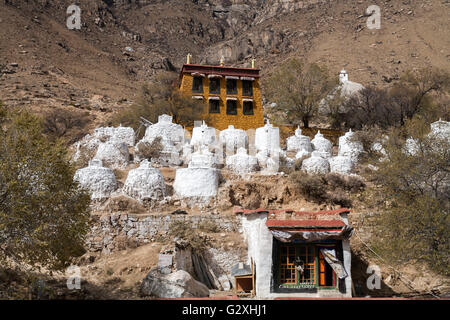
xmin=208 ymin=99 xmax=254 ymax=115
xmin=192 ymin=76 xmax=253 ymax=97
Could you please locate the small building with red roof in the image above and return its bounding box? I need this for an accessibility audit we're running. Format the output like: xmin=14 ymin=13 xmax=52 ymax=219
xmin=234 ymin=207 xmax=354 ymax=298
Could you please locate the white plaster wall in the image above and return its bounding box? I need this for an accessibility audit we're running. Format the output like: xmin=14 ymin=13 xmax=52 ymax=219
xmin=240 ymin=213 xmax=273 ymax=299
xmin=240 ymin=212 xmax=353 ymax=299
xmin=173 ymin=167 xmax=219 ymax=198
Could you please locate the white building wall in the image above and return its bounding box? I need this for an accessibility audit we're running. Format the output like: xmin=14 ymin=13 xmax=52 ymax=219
xmin=240 ymin=212 xmax=353 ymax=299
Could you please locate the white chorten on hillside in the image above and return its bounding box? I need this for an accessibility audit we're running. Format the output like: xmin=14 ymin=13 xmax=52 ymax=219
xmin=338 ymin=129 xmax=363 ymax=162
xmin=190 ymin=121 xmax=217 ymax=149
xmin=226 ymin=147 xmax=259 ymax=174
xmin=95 ymin=140 xmax=130 ymax=169
xmin=219 ymin=125 xmax=248 ymax=156
xmin=255 ymin=120 xmax=281 ymax=153
xmin=311 ymin=131 xmax=332 ymax=158
xmin=338 ymin=69 xmax=365 ymax=97
xmin=173 ymin=147 xmax=219 ymax=202
xmin=301 ymin=151 xmax=331 ymax=174
xmin=74 ymin=159 xmax=117 ymax=201
xmin=123 ymin=160 xmax=166 ymax=202
xmin=286 ymin=126 xmax=313 ymax=153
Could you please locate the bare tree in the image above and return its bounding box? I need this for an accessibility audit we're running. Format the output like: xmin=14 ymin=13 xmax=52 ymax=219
xmin=264 ymin=59 xmax=337 ymax=128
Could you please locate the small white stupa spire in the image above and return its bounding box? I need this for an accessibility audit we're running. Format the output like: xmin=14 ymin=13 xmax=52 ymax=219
xmin=339 ymin=69 xmax=349 ymax=84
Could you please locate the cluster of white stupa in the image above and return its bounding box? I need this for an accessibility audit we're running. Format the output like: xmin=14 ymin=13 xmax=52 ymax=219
xmin=286 ymin=126 xmax=363 ymax=175
xmin=72 ymin=114 xmax=368 ymax=205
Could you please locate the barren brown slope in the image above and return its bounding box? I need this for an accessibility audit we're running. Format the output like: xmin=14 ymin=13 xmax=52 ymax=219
xmin=0 ymin=0 xmax=449 ymax=130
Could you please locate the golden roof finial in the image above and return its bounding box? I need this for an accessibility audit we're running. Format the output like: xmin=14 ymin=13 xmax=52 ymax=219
xmin=187 ymin=53 xmax=192 ymax=64
xmin=251 ymin=58 xmax=256 ymax=69
xmin=220 ymin=56 xmax=225 ymax=66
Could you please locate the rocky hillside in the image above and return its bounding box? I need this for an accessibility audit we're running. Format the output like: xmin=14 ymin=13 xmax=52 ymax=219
xmin=1 ymin=0 xmax=449 ymax=129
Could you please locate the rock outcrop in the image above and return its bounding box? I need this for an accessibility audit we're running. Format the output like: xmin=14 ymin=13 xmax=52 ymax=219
xmin=140 ymin=269 xmax=210 ymax=298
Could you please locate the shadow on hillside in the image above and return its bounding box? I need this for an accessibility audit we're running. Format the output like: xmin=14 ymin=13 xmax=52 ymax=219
xmin=351 ymin=250 xmax=398 ymax=297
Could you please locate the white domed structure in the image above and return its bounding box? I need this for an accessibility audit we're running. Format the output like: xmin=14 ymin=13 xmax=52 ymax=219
xmin=226 ymin=148 xmax=259 ymax=174
xmin=287 ymin=126 xmax=313 ymax=153
xmin=123 ymin=160 xmax=166 ymax=202
xmin=136 ymin=115 xmax=185 ymax=166
xmin=93 ymin=126 xmax=135 ymax=147
xmin=190 ymin=121 xmax=217 ymax=149
xmin=189 ymin=148 xmax=219 ymax=168
xmin=311 ymin=131 xmax=332 ymax=157
xmin=329 ymin=156 xmax=355 ymax=175
xmin=430 ymin=119 xmax=450 ymax=142
xmin=95 ymin=140 xmax=129 ymax=169
xmin=338 ymin=129 xmax=363 ymax=162
xmin=74 ymin=159 xmax=117 ymax=201
xmin=173 ymin=168 xmax=219 ymax=200
xmin=301 ymin=151 xmax=330 ymax=174
xmin=255 ymin=120 xmax=280 ymax=153
xmin=219 ymin=125 xmax=248 ymax=155
xmin=338 ymin=69 xmax=365 ymax=97
xmin=142 ymin=114 xmax=185 ymax=146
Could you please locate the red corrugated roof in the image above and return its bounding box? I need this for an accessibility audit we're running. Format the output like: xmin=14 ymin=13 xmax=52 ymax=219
xmin=233 ymin=207 xmax=351 ymax=216
xmin=266 ymin=219 xmax=345 ymax=228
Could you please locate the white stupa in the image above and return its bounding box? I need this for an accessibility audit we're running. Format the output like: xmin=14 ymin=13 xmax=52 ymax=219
xmin=94 ymin=140 xmax=129 ymax=169
xmin=338 ymin=129 xmax=363 ymax=162
xmin=190 ymin=121 xmax=217 ymax=149
xmin=338 ymin=69 xmax=365 ymax=97
xmin=286 ymin=126 xmax=313 ymax=153
xmin=72 ymin=125 xmax=135 ymax=163
xmin=123 ymin=160 xmax=166 ymax=202
xmin=329 ymin=155 xmax=355 ymax=175
xmin=74 ymin=159 xmax=118 ymax=201
xmin=219 ymin=125 xmax=248 ymax=155
xmin=188 ymin=147 xmax=219 ymax=169
xmin=301 ymin=151 xmax=330 ymax=174
xmin=430 ymin=119 xmax=450 ymax=142
xmin=136 ymin=114 xmax=184 ymax=166
xmin=311 ymin=131 xmax=332 ymax=158
xmin=93 ymin=126 xmax=136 ymax=147
xmin=173 ymin=147 xmax=219 ymax=202
xmin=142 ymin=114 xmax=185 ymax=146
xmin=226 ymin=147 xmax=259 ymax=174
xmin=255 ymin=120 xmax=281 ymax=153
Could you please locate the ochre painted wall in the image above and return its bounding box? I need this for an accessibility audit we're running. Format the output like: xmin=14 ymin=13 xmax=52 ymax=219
xmin=180 ymin=74 xmax=265 ymax=131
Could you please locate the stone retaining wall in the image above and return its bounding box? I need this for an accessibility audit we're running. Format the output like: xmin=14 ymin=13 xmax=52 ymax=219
xmin=86 ymin=213 xmax=241 ymax=253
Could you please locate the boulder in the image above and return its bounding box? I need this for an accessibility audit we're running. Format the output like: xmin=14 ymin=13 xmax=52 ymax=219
xmin=140 ymin=269 xmax=210 ymax=298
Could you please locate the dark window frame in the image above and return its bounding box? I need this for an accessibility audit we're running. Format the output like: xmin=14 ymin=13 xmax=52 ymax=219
xmin=226 ymin=78 xmax=238 ymax=95
xmin=209 ymin=78 xmax=221 ymax=94
xmin=192 ymin=76 xmax=203 ymax=93
xmin=242 ymin=80 xmax=253 ymax=97
xmin=243 ymin=101 xmax=254 ymax=115
xmin=209 ymin=99 xmax=220 ymax=114
xmin=226 ymin=99 xmax=237 ymax=115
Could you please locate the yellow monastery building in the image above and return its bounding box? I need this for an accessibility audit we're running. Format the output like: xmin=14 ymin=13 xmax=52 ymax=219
xmin=179 ymin=56 xmax=264 ymax=131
